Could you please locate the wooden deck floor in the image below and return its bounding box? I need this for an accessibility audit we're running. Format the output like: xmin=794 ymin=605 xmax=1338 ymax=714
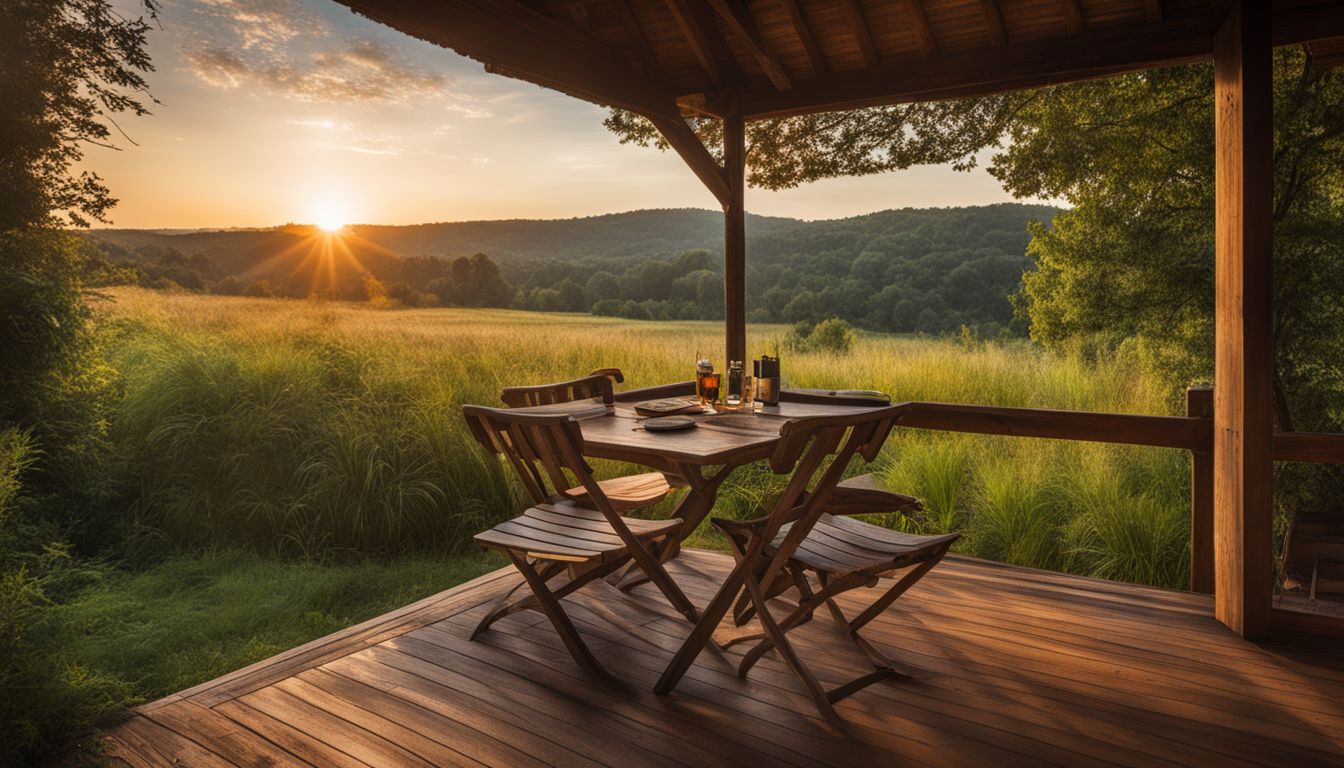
xmin=104 ymin=549 xmax=1344 ymax=767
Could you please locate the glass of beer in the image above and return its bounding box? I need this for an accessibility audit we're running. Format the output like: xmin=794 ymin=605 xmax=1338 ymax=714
xmin=701 ymin=372 xmax=720 ymax=413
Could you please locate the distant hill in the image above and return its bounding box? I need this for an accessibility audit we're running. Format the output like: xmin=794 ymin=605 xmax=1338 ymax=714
xmin=84 ymin=203 xmax=1058 ymax=335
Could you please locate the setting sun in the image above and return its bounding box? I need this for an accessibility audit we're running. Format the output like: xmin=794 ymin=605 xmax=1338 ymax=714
xmin=311 ymin=202 xmax=347 ymax=233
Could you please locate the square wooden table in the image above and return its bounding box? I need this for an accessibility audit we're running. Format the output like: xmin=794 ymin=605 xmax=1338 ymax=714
xmin=512 ymin=391 xmax=887 ymax=695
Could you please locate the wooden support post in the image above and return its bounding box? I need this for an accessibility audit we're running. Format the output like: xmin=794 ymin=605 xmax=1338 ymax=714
xmin=723 ymin=105 xmax=747 ymax=365
xmin=1187 ymin=386 xmax=1214 ymax=594
xmin=1212 ymin=0 xmax=1274 ymax=639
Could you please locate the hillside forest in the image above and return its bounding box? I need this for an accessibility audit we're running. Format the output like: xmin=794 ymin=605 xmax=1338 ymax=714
xmin=85 ymin=203 xmax=1055 ymax=336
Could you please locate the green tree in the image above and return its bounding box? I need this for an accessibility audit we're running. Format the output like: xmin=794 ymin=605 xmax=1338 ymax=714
xmin=1 ymin=0 xmax=158 ymax=229
xmin=0 ymin=2 xmax=159 ymax=762
xmin=606 ymin=47 xmax=1344 ymax=432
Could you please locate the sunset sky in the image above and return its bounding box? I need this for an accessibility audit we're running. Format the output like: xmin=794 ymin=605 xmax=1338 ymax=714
xmin=83 ymin=0 xmax=1031 ymax=229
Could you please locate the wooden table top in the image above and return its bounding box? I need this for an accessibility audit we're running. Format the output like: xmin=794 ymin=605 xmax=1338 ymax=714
xmin=511 ymin=396 xmax=881 ymax=466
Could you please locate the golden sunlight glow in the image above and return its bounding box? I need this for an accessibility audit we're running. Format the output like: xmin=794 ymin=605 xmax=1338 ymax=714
xmin=311 ymin=201 xmax=347 ymax=233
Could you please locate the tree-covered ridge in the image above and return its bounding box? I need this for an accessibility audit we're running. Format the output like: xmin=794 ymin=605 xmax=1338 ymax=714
xmin=85 ymin=203 xmax=1055 ymax=335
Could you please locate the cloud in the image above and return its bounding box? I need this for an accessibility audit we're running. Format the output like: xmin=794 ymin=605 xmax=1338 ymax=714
xmin=180 ymin=0 xmax=450 ymax=103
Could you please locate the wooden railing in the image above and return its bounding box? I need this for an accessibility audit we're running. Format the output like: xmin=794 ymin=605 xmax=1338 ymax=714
xmin=891 ymin=386 xmax=1344 ymax=627
xmin=890 ymin=389 xmax=1218 ymax=593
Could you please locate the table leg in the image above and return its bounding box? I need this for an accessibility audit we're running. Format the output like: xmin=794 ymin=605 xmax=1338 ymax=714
xmin=654 ymin=552 xmax=749 ymax=695
xmin=666 ymin=459 xmax=740 ymax=552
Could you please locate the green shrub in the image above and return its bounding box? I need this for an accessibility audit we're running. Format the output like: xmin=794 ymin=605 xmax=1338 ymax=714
xmin=0 ymin=428 xmax=130 ymax=765
xmin=785 ymin=317 xmax=856 ymax=354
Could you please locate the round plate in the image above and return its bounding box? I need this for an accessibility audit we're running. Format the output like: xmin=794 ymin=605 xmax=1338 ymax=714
xmin=643 ymin=415 xmax=697 ymax=432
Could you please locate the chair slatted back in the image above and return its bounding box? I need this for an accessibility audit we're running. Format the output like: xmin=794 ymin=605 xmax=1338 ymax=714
xmin=462 ymin=405 xmax=645 ymax=551
xmin=500 ymin=373 xmax=616 ymax=408
xmin=755 ymin=406 xmax=901 ymax=591
xmin=464 ymin=405 xmax=591 ymax=503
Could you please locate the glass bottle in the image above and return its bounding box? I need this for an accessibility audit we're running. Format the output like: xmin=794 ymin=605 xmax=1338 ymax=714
xmin=726 ymin=360 xmax=743 ymax=406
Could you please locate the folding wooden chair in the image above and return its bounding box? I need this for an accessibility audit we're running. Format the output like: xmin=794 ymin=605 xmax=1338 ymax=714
xmin=500 ymin=371 xmax=685 ymax=513
xmin=463 ymin=404 xmax=698 ymax=675
xmin=712 ymin=406 xmax=957 ymax=725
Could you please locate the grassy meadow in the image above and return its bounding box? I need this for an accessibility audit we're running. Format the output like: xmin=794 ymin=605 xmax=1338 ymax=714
xmin=0 ymin=286 xmax=1198 ymax=758
xmin=98 ymin=287 xmax=1193 ymax=587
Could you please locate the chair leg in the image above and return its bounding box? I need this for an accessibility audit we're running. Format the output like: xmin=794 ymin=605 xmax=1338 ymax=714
xmin=744 ymin=571 xmax=843 ymax=728
xmin=626 ymin=534 xmax=700 ymax=623
xmin=505 ymin=551 xmax=608 ymax=676
xmin=472 ymin=559 xmax=566 ymax=639
xmin=737 ymin=571 xmax=868 ymax=677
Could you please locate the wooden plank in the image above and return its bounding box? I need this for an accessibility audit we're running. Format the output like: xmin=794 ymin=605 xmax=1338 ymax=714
xmin=240 ymin=685 xmax=445 ymax=767
xmin=1271 ymin=606 xmax=1344 ymax=641
xmin=777 ymin=0 xmax=828 ymax=74
xmin=903 ymin=0 xmax=937 ymax=56
xmin=706 ymin=0 xmax=792 ymax=90
xmin=1061 ymin=0 xmax=1085 ymax=35
xmin=979 ymin=0 xmax=1007 ymax=46
xmin=141 ymin=565 xmax=513 ymax=711
xmin=839 ymin=0 xmax=880 ymax=66
xmin=1274 ymin=430 xmax=1344 ymax=463
xmin=1212 ymin=0 xmax=1274 ymax=640
xmin=143 ymin=699 xmax=313 ymax=767
xmin=279 ymin=673 xmax=516 ymax=767
xmin=102 ymin=714 xmax=236 ymax=768
xmin=892 ymin=401 xmax=1209 ymax=450
xmin=723 ymin=104 xmax=747 ymax=368
xmin=214 ymin=698 xmax=373 ymax=768
xmin=1188 ymin=386 xmax=1215 ymax=594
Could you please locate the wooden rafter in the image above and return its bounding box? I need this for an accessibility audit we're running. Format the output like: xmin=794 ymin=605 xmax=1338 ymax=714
xmin=979 ymin=0 xmax=1007 ymax=46
xmin=839 ymin=0 xmax=880 ymax=67
xmin=904 ymin=0 xmax=937 ymax=57
xmin=341 ymin=0 xmax=1344 ymax=124
xmin=778 ymin=0 xmax=827 ymax=75
xmin=726 ymin=14 xmax=1213 ymax=119
xmin=1061 ymin=0 xmax=1084 ymax=35
xmin=340 ymin=0 xmax=728 ymax=206
xmin=1144 ymin=0 xmax=1163 ymax=24
xmin=664 ymin=0 xmax=739 ymax=87
xmin=646 ymin=112 xmax=731 ymax=205
xmin=611 ymin=0 xmax=662 ymax=80
xmin=706 ymin=0 xmax=792 ymax=91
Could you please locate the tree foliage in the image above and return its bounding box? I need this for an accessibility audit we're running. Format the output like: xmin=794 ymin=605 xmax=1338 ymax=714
xmin=606 ymin=48 xmax=1344 ymax=432
xmin=0 ymin=0 xmax=158 ymax=229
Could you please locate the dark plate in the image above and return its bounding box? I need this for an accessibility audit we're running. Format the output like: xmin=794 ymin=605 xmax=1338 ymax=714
xmin=643 ymin=415 xmax=697 ymax=432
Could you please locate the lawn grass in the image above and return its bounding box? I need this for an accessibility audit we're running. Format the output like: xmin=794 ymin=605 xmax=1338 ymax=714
xmin=95 ymin=287 xmax=1194 ymax=590
xmin=50 ymin=550 xmax=502 ymax=704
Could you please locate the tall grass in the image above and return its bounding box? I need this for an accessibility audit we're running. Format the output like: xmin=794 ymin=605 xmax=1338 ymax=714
xmin=97 ymin=289 xmax=1194 ymax=587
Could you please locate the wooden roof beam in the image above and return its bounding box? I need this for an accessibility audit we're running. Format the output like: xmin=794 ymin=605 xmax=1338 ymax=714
xmin=731 ymin=14 xmax=1213 ymax=119
xmin=840 ymin=0 xmax=880 ymax=66
xmin=664 ymin=0 xmax=741 ymax=88
xmin=647 ymin=112 xmax=731 ymax=206
xmin=1061 ymin=0 xmax=1085 ymax=35
xmin=338 ymin=0 xmax=728 ymax=206
xmin=707 ymin=0 xmax=792 ymax=90
xmin=611 ymin=0 xmax=662 ymax=80
xmin=778 ymin=0 xmax=828 ymax=75
xmin=979 ymin=0 xmax=1007 ymax=46
xmin=904 ymin=0 xmax=937 ymax=57
xmin=341 ymin=0 xmax=673 ymax=116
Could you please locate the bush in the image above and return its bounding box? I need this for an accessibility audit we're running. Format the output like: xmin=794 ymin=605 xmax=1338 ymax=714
xmin=0 ymin=428 xmax=129 ymax=765
xmin=785 ymin=317 xmax=856 ymax=354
